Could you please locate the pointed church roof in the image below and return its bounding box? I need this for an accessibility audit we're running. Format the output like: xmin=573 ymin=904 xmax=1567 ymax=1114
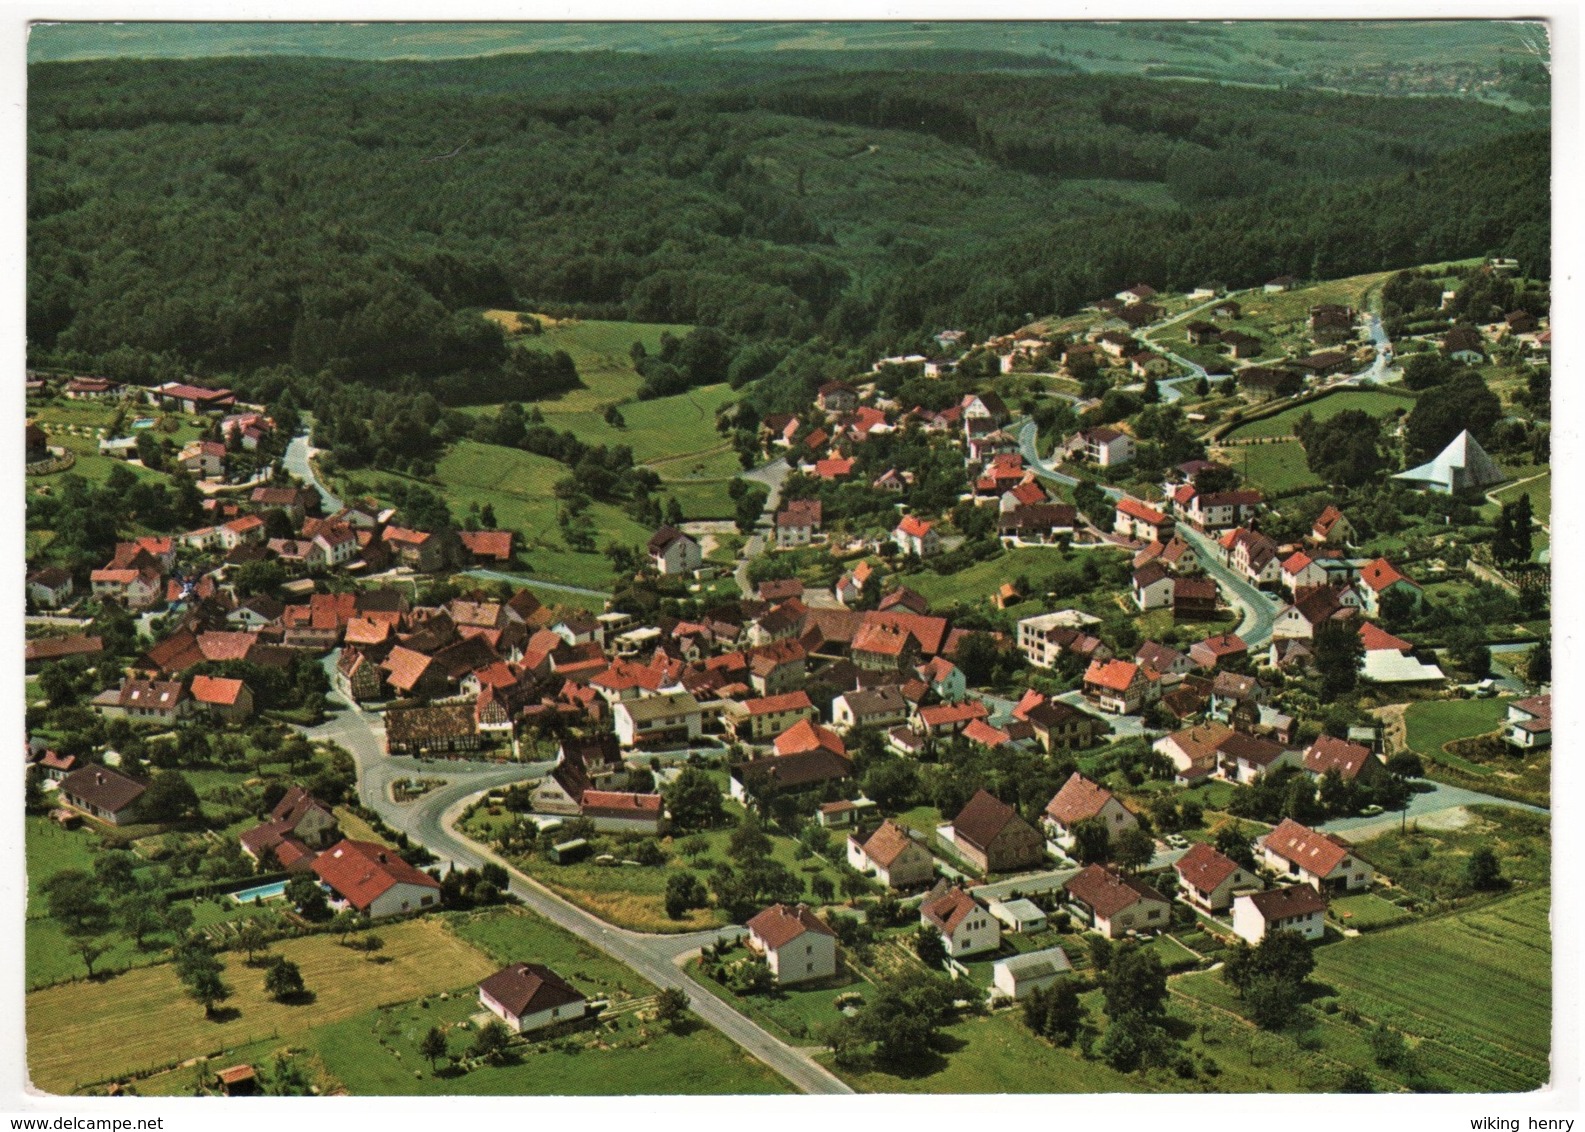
xmin=1393 ymin=430 xmax=1506 ymax=494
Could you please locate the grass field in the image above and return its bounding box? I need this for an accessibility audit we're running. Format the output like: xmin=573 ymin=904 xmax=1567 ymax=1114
xmin=1489 ymin=469 xmax=1550 ymax=530
xmin=1356 ymin=805 xmax=1549 ymax=904
xmin=1327 ymin=891 xmax=1410 ymax=930
xmin=1313 ymin=887 xmax=1550 ymax=1091
xmin=898 ymin=545 xmax=1126 ymax=613
xmin=351 ymin=439 xmax=650 ymax=590
xmin=481 ymin=314 xmax=693 ymax=414
xmin=493 ymin=807 xmax=849 ymax=932
xmin=1218 ymin=439 xmax=1321 ymax=495
xmin=1225 ymin=389 xmax=1417 ymax=441
xmin=27 ymin=917 xmax=498 ymax=1094
xmin=1402 ymin=696 xmax=1512 ymax=761
xmin=689 ymin=951 xmax=860 ymax=1044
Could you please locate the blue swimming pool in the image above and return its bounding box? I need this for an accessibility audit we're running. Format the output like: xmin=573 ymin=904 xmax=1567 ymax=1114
xmin=231 ymin=879 xmax=289 ymax=904
xmin=132 ymin=417 xmax=157 ymax=429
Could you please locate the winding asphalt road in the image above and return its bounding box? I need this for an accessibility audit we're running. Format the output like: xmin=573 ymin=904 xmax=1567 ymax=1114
xmin=284 ymin=430 xmax=342 ymax=514
xmin=302 ymin=682 xmax=852 ymax=1095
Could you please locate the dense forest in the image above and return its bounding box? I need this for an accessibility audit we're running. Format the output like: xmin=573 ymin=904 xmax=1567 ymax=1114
xmin=28 ymin=53 xmax=1548 ymax=404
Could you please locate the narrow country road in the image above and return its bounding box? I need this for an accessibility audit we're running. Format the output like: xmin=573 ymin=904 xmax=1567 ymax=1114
xmin=301 ymin=682 xmax=853 ymax=1095
xmin=462 ymin=567 xmax=612 ymax=603
xmin=284 ymin=430 xmax=342 ymax=514
xmin=1320 ymin=781 xmax=1547 ymax=841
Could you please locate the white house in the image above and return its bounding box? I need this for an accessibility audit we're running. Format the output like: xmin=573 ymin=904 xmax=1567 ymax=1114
xmin=647 ymin=526 xmax=702 ymax=576
xmin=1232 ymin=884 xmax=1328 ymax=944
xmin=1041 ymin=772 xmax=1138 ymax=851
xmin=775 ymin=499 xmax=823 ymax=549
xmin=893 ymin=515 xmax=940 ymax=558
xmin=1258 ymin=819 xmax=1374 ymax=894
xmin=1132 ymin=562 xmax=1176 ymax=611
xmin=612 ymin=692 xmax=703 ymax=748
xmin=992 ymin=946 xmax=1073 ymax=1001
xmin=1174 ymin=841 xmax=1258 ymax=914
xmin=311 ymin=839 xmax=441 ymax=920
xmin=831 ymin=687 xmax=910 ymax=734
xmin=846 ymin=820 xmax=936 ymax=890
xmin=745 ymin=903 xmax=839 ymax=985
xmin=920 ymin=885 xmax=1001 ymax=958
xmin=1064 ymin=864 xmax=1171 ymax=939
xmin=1076 ymin=426 xmax=1136 ymax=467
xmin=1505 ymin=694 xmax=1551 ymax=750
xmin=477 ymin=963 xmax=588 ymax=1034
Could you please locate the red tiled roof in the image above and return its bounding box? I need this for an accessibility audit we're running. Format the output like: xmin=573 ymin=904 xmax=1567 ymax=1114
xmin=1357 ymin=622 xmax=1412 ymax=653
xmin=1358 ymin=557 xmax=1414 ymax=594
xmin=1084 ymin=658 xmax=1140 ymax=693
xmin=1116 ymin=497 xmax=1167 ymax=525
xmin=813 ymin=457 xmax=854 ymax=479
xmin=918 ymin=700 xmax=988 ymax=729
xmin=921 ymin=886 xmax=984 ymax=936
xmin=1261 ymin=818 xmax=1352 ymax=877
xmin=774 ymin=717 xmax=846 ymax=758
xmin=1304 ymin=735 xmax=1376 ymax=780
xmin=896 ymin=514 xmax=933 ymax=539
xmin=1065 ymin=864 xmax=1166 ymax=919
xmin=962 ymin=718 xmax=1011 ymax=748
xmin=746 ymin=903 xmax=835 ymax=949
xmin=311 ymin=839 xmax=439 ymax=911
xmin=580 ymin=791 xmax=663 ymax=820
xmin=190 ymin=675 xmax=246 ymax=707
xmin=458 ymin=530 xmax=514 ymax=560
xmin=380 ymin=646 xmax=435 ymax=693
xmin=1044 ymin=772 xmax=1120 ymax=827
xmin=1175 ymin=841 xmax=1243 ymax=892
xmin=857 ymin=820 xmax=918 ymax=869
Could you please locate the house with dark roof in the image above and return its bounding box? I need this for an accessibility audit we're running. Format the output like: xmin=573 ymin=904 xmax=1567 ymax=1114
xmin=920 ymin=882 xmax=1001 ymax=957
xmin=1042 ymin=772 xmax=1138 ymax=850
xmin=648 ymin=526 xmax=701 ymax=576
xmin=1259 ymin=819 xmax=1373 ymax=893
xmin=239 ymin=787 xmax=340 ymax=873
xmin=947 ymin=789 xmax=1044 ymax=874
xmin=383 ymin=703 xmax=481 ymax=756
xmin=1064 ymin=864 xmax=1170 ymax=939
xmin=729 ymin=748 xmax=853 ymax=807
xmin=478 ymin=963 xmax=588 ymax=1033
xmin=847 ymin=820 xmax=936 ymax=889
xmin=1506 ymin=694 xmax=1551 ymax=750
xmin=1233 ymin=884 xmax=1328 ymax=943
xmin=311 ymin=839 xmax=441 ymax=920
xmin=745 ymin=903 xmax=838 ymax=985
xmin=830 ymin=687 xmax=910 ymax=733
xmin=1174 ymin=841 xmax=1258 ymax=914
xmin=58 ymin=765 xmax=148 ymax=826
xmin=1302 ymin=735 xmax=1384 ymax=783
xmin=91 ymin=678 xmax=191 ymax=724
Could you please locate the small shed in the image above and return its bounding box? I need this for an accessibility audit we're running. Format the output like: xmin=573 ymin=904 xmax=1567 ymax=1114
xmin=214 ymin=1064 xmax=258 ymax=1095
xmin=549 ymin=838 xmax=590 ymax=865
xmin=992 ymin=946 xmax=1073 ymax=1001
xmin=987 ymin=897 xmax=1049 ymax=934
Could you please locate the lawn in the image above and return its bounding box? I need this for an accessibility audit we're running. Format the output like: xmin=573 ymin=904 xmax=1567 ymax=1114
xmin=1312 ymin=887 xmax=1551 ymax=1091
xmin=1327 ymin=891 xmax=1410 ymax=930
xmin=1489 ymin=469 xmax=1550 ymax=530
xmin=1224 ymin=389 xmax=1417 ymax=441
xmin=27 ymin=917 xmax=499 ymax=1094
xmin=898 ymin=545 xmax=1127 ymax=613
xmin=349 ymin=438 xmax=651 ymax=590
xmin=480 ymin=314 xmax=693 ymax=414
xmin=689 ymin=951 xmax=861 ymax=1044
xmin=1402 ymin=696 xmax=1513 ymax=762
xmin=1217 ymin=439 xmax=1322 ymax=495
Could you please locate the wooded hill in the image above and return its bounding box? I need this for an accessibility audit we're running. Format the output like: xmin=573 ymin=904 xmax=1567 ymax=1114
xmin=29 ymin=54 xmax=1548 ymax=398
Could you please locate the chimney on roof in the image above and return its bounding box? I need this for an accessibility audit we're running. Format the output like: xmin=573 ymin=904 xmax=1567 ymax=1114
xmin=377 ymin=851 xmax=388 ymax=864
xmin=95 ymin=772 xmax=105 ymax=784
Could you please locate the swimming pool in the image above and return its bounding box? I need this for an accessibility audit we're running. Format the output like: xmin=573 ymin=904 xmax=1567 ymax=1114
xmin=230 ymin=879 xmax=289 ymax=904
xmin=131 ymin=418 xmax=157 ymax=429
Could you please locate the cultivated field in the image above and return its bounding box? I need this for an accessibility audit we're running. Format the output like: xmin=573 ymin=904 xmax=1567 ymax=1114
xmin=27 ymin=917 xmax=497 ymax=1094
xmin=1216 ymin=439 xmax=1321 ymax=495
xmin=1313 ymin=887 xmax=1551 ymax=1091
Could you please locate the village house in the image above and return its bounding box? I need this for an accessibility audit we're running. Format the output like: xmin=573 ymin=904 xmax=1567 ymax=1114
xmin=920 ymin=883 xmax=1001 ymax=958
xmin=58 ymin=765 xmax=148 ymax=826
xmin=1082 ymin=658 xmax=1154 ymax=715
xmin=1189 ymin=632 xmax=1247 ymax=670
xmin=1505 ymin=694 xmax=1551 ymax=750
xmin=830 ymin=687 xmax=910 ymax=733
xmin=946 ymin=789 xmax=1044 ymax=873
xmin=893 ymin=514 xmax=940 ymax=559
xmin=92 ymin=678 xmax=190 ymax=724
xmin=1114 ymin=497 xmax=1174 ymax=543
xmin=178 ymin=439 xmax=227 ymax=479
xmin=1232 ymin=884 xmax=1328 ymax=944
xmin=775 ymin=499 xmax=823 ymax=549
xmin=1132 ymin=561 xmax=1176 ymax=611
xmin=189 ymin=674 xmax=254 ymax=725
xmin=745 ymin=903 xmax=839 ymax=985
xmin=1355 ymin=558 xmax=1423 ymax=618
xmin=90 ymin=566 xmax=163 ymax=610
xmin=383 ymin=526 xmax=445 ymax=573
xmin=1153 ymin=721 xmax=1235 ymax=780
xmin=383 ymin=703 xmax=482 ymax=756
xmin=916 ymin=698 xmax=989 ymax=738
xmin=612 ymin=691 xmax=703 ymax=747
xmin=25 ymin=634 xmax=104 ymax=673
xmin=478 ymin=963 xmax=588 ymax=1034
xmin=724 ymin=690 xmax=817 ymax=743
xmin=1041 ymin=772 xmax=1138 ymax=851
xmin=1064 ymin=864 xmax=1171 ymax=939
xmin=26 ymin=566 xmax=75 ymax=610
xmin=312 ymin=838 xmax=441 ymax=920
xmin=1218 ymin=732 xmax=1301 ymax=785
xmin=1303 ymin=735 xmax=1385 ymax=784
xmin=1021 ymin=697 xmax=1109 ymax=753
xmin=847 ymin=820 xmax=936 ymax=889
xmin=1075 ymin=426 xmax=1137 ymax=467
xmin=1175 ymin=842 xmax=1258 ymax=914
xmin=1259 ymin=818 xmax=1374 ymax=894
xmin=1016 ymin=609 xmax=1104 ymax=668
xmin=239 ymin=786 xmax=340 ymax=872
